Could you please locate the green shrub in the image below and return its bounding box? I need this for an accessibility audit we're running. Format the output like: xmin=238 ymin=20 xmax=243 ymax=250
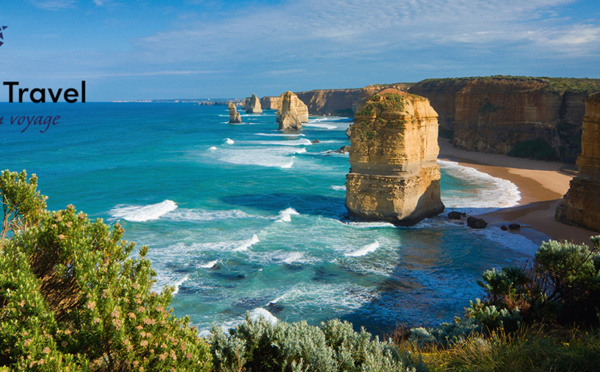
xmin=0 ymin=170 xmax=212 ymax=371
xmin=467 ymin=236 xmax=600 ymax=329
xmin=356 ymin=93 xmax=407 ymax=117
xmin=209 ymin=315 xmax=425 ymax=372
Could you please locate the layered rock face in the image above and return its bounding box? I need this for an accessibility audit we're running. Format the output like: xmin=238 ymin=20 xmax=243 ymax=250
xmin=276 ymin=91 xmax=309 ymax=130
xmin=556 ymin=93 xmax=600 ymax=231
xmin=260 ymin=96 xmax=280 ymax=110
xmin=228 ymin=102 xmax=242 ymax=124
xmin=245 ymin=93 xmax=263 ymax=114
xmin=296 ymin=83 xmax=409 ymax=117
xmin=409 ymin=77 xmax=600 ymax=163
xmin=345 ymin=89 xmax=445 ymax=225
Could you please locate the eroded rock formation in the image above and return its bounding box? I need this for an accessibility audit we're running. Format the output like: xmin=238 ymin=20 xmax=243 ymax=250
xmin=228 ymin=102 xmax=242 ymax=124
xmin=556 ymin=93 xmax=600 ymax=231
xmin=245 ymin=93 xmax=262 ymax=114
xmin=260 ymin=96 xmax=280 ymax=110
xmin=409 ymin=77 xmax=600 ymax=163
xmin=276 ymin=91 xmax=309 ymax=131
xmin=345 ymin=89 xmax=445 ymax=225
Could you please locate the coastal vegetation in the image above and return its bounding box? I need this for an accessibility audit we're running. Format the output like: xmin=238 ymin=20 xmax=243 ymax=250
xmin=415 ymin=76 xmax=600 ymax=94
xmin=0 ymin=170 xmax=212 ymax=371
xmin=2 ymin=169 xmax=600 ymax=371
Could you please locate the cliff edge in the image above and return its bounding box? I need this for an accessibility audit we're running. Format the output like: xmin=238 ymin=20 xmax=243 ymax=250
xmin=409 ymin=76 xmax=600 ymax=163
xmin=556 ymin=93 xmax=600 ymax=231
xmin=345 ymin=89 xmax=445 ymax=225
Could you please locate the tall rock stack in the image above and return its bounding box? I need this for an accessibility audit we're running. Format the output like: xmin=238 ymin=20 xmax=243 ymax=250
xmin=245 ymin=93 xmax=263 ymax=114
xmin=345 ymin=89 xmax=445 ymax=225
xmin=228 ymin=102 xmax=242 ymax=124
xmin=556 ymin=93 xmax=600 ymax=231
xmin=276 ymin=91 xmax=309 ymax=131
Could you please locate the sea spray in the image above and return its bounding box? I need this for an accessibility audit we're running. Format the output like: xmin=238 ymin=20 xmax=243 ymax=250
xmin=110 ymin=200 xmax=177 ymax=222
xmin=345 ymin=241 xmax=380 ymax=257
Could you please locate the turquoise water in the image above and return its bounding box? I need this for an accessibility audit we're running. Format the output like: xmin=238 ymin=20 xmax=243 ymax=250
xmin=0 ymin=103 xmax=538 ymax=335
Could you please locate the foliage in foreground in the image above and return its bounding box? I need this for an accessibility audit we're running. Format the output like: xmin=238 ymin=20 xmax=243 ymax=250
xmin=0 ymin=170 xmax=211 ymax=371
xmin=406 ymin=325 xmax=600 ymax=372
xmin=209 ymin=315 xmax=426 ymax=372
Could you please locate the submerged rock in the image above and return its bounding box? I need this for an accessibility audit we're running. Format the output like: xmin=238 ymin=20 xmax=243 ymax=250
xmin=556 ymin=93 xmax=600 ymax=231
xmin=228 ymin=102 xmax=242 ymax=124
xmin=276 ymin=91 xmax=309 ymax=131
xmin=245 ymin=93 xmax=263 ymax=114
xmin=345 ymin=89 xmax=445 ymax=225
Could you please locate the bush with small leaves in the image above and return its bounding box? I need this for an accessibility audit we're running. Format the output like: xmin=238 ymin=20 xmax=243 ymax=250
xmin=467 ymin=236 xmax=600 ymax=329
xmin=210 ymin=315 xmax=425 ymax=372
xmin=0 ymin=170 xmax=212 ymax=371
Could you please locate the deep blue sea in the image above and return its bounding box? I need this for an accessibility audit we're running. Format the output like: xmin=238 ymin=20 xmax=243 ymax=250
xmin=0 ymin=103 xmax=539 ymax=336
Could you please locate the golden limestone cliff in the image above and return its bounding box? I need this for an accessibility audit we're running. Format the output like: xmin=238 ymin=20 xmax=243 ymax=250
xmin=260 ymin=96 xmax=280 ymax=110
xmin=276 ymin=91 xmax=309 ymax=130
xmin=556 ymin=93 xmax=600 ymax=231
xmin=345 ymin=89 xmax=445 ymax=225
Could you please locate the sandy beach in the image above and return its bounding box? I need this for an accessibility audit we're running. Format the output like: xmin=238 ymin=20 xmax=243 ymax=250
xmin=438 ymin=139 xmax=598 ymax=247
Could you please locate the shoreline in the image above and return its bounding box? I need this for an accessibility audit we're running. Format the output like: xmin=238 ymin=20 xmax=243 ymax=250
xmin=437 ymin=139 xmax=597 ymax=247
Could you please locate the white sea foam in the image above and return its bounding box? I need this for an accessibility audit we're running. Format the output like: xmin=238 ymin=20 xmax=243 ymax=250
xmin=209 ymin=146 xmax=217 ymax=151
xmin=215 ymin=147 xmax=304 ymax=168
xmin=110 ymin=200 xmax=178 ymax=222
xmin=472 ymin=228 xmax=539 ymax=257
xmin=171 ymin=275 xmax=189 ymax=295
xmin=345 ymin=241 xmax=380 ymax=257
xmin=200 ymin=260 xmax=218 ymax=269
xmin=233 ymin=234 xmax=260 ymax=252
xmin=303 ymin=123 xmax=337 ymax=130
xmin=243 ymin=138 xmax=313 ymax=146
xmin=331 ymin=185 xmax=346 ymax=191
xmin=343 ymin=221 xmax=397 ymax=228
xmin=165 ymin=208 xmax=255 ymax=222
xmin=282 ymin=252 xmax=304 ymax=264
xmin=310 ymin=116 xmax=351 ymax=123
xmin=256 ymin=133 xmax=305 ymax=137
xmin=438 ymin=159 xmax=521 ymax=214
xmin=267 ymin=295 xmax=285 ymax=305
xmin=276 ymin=208 xmax=300 ymax=222
xmin=225 ymin=138 xmax=235 ymax=145
xmin=249 ymin=308 xmax=278 ymax=325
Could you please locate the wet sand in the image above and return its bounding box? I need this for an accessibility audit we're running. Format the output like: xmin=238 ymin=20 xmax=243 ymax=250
xmin=438 ymin=139 xmax=597 ymax=247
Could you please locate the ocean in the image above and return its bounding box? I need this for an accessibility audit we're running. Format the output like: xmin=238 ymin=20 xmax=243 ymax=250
xmin=0 ymin=103 xmax=539 ymax=336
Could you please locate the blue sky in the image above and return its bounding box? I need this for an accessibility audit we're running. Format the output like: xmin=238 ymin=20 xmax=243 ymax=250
xmin=2 ymin=0 xmax=600 ymax=101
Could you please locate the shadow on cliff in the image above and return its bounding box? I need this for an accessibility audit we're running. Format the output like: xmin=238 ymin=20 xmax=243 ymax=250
xmin=221 ymin=193 xmax=347 ymax=219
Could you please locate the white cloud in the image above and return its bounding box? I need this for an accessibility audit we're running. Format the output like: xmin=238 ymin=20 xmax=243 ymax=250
xmin=133 ymin=0 xmax=594 ymax=65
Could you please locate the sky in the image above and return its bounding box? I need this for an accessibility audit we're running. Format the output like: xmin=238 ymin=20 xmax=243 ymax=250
xmin=1 ymin=0 xmax=600 ymax=101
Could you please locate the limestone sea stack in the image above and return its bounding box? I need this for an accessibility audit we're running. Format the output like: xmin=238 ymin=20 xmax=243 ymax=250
xmin=245 ymin=93 xmax=263 ymax=114
xmin=228 ymin=102 xmax=242 ymax=124
xmin=345 ymin=89 xmax=445 ymax=225
xmin=276 ymin=91 xmax=309 ymax=131
xmin=556 ymin=93 xmax=600 ymax=231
